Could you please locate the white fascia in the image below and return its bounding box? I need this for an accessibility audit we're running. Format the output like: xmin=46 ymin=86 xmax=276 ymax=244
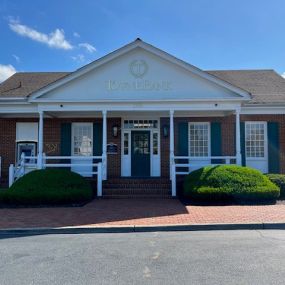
xmin=241 ymin=105 xmax=285 ymax=114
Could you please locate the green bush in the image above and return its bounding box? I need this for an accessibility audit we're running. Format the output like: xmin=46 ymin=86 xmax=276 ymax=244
xmin=0 ymin=169 xmax=93 ymax=205
xmin=266 ymin=174 xmax=285 ymax=199
xmin=183 ymin=165 xmax=280 ymax=201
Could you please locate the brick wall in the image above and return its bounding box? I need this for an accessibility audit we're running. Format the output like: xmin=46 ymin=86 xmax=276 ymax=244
xmin=1 ymin=114 xmax=285 ymax=185
xmin=0 ymin=117 xmax=121 ymax=185
xmin=0 ymin=119 xmax=16 ymax=183
xmin=42 ymin=117 xmax=122 ymax=178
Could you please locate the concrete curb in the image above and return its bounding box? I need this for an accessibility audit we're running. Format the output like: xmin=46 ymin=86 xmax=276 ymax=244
xmin=0 ymin=222 xmax=285 ymax=235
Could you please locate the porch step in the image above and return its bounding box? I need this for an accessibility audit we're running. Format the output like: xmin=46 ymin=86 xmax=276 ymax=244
xmin=102 ymin=189 xmax=172 ymax=199
xmin=101 ymin=178 xmax=172 ymax=198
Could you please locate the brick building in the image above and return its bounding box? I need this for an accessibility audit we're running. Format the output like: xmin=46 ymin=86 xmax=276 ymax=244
xmin=0 ymin=39 xmax=284 ymax=196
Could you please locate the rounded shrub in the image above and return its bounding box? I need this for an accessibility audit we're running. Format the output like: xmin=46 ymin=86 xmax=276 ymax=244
xmin=0 ymin=169 xmax=93 ymax=205
xmin=183 ymin=165 xmax=280 ymax=201
xmin=266 ymin=174 xmax=285 ymax=199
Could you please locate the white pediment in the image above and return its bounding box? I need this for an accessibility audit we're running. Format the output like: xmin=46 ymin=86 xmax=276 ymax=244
xmin=31 ymin=40 xmax=250 ymax=102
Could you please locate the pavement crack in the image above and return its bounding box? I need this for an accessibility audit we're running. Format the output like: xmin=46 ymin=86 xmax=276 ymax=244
xmin=255 ymin=230 xmax=285 ymax=242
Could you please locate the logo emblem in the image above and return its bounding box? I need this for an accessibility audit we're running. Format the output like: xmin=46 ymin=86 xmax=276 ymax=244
xmin=129 ymin=60 xmax=148 ymax=78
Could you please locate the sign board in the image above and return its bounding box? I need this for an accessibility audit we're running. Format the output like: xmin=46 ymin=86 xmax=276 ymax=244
xmin=107 ymin=143 xmax=118 ymax=154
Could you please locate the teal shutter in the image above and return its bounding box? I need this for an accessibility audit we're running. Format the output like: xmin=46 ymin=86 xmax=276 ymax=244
xmin=93 ymin=122 xmax=103 ymax=156
xmin=240 ymin=122 xmax=246 ymax=166
xmin=211 ymin=122 xmax=222 ymax=163
xmin=177 ymin=122 xmax=188 ymax=156
xmin=268 ymin=122 xmax=280 ymax=173
xmin=93 ymin=122 xmax=103 ymax=178
xmin=60 ymin=123 xmax=71 ymax=156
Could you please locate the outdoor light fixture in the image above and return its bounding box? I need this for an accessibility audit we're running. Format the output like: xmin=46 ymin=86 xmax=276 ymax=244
xmin=112 ymin=125 xmax=119 ymax=137
xmin=163 ymin=125 xmax=169 ymax=138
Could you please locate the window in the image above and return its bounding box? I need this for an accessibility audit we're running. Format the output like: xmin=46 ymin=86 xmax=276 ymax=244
xmin=245 ymin=122 xmax=266 ymax=158
xmin=153 ymin=132 xmax=158 ymax=155
xmin=73 ymin=124 xmax=92 ymax=156
xmin=124 ymin=120 xmax=158 ymax=129
xmin=124 ymin=133 xmax=129 ymax=155
xmin=189 ymin=123 xmax=209 ymax=157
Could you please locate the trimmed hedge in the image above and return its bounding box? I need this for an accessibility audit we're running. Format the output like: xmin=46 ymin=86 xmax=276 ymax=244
xmin=183 ymin=165 xmax=280 ymax=201
xmin=266 ymin=174 xmax=285 ymax=199
xmin=0 ymin=169 xmax=93 ymax=205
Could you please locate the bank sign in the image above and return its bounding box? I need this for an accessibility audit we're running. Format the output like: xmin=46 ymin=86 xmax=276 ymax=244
xmin=106 ymin=60 xmax=172 ymax=91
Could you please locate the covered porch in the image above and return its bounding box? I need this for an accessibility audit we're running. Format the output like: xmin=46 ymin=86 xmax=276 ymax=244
xmin=8 ymin=103 xmax=243 ymax=197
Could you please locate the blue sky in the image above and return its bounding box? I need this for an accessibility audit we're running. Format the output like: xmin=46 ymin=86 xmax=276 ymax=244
xmin=1 ymin=0 xmax=285 ymax=82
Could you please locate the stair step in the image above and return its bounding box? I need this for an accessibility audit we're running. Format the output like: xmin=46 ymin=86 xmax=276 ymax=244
xmin=103 ymin=188 xmax=171 ymax=193
xmin=102 ymin=187 xmax=172 ymax=199
xmin=102 ymin=195 xmax=173 ymax=199
xmin=103 ymin=184 xmax=171 ymax=189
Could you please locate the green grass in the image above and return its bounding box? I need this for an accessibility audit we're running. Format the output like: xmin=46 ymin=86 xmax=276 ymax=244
xmin=0 ymin=169 xmax=93 ymax=205
xmin=183 ymin=165 xmax=280 ymax=201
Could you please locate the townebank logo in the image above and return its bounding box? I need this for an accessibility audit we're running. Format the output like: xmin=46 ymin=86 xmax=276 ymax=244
xmin=129 ymin=59 xmax=148 ymax=78
xmin=106 ymin=59 xmax=172 ymax=91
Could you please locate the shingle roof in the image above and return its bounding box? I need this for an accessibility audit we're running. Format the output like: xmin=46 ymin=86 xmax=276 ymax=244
xmin=207 ymin=69 xmax=285 ymax=104
xmin=0 ymin=72 xmax=70 ymax=98
xmin=1 ymin=69 xmax=285 ymax=104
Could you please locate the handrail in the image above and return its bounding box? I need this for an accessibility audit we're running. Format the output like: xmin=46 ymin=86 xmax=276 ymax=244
xmin=43 ymin=155 xmax=103 ymax=160
xmin=174 ymin=156 xmax=236 ymax=160
xmin=171 ymin=155 xmax=237 ymax=197
xmin=8 ymin=154 xmax=104 ymax=196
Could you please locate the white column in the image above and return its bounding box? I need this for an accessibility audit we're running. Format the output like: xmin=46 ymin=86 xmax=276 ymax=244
xmin=170 ymin=110 xmax=174 ymax=179
xmin=102 ymin=110 xmax=107 ymax=180
xmin=235 ymin=108 xmax=242 ymax=165
xmin=37 ymin=111 xmax=44 ymax=169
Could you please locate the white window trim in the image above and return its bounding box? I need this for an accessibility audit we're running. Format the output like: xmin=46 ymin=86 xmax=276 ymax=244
xmin=71 ymin=122 xmax=93 ymax=156
xmin=188 ymin=122 xmax=211 ymax=158
xmin=245 ymin=121 xmax=267 ymax=161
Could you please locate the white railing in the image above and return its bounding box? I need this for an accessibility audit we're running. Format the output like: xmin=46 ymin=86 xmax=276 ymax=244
xmin=9 ymin=153 xmax=104 ymax=197
xmin=171 ymin=156 xmax=237 ymax=197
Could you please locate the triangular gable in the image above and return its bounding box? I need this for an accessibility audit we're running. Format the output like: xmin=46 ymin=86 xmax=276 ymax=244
xmin=29 ymin=39 xmax=251 ymax=102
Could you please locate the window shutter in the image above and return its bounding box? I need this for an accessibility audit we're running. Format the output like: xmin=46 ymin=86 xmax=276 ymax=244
xmin=93 ymin=122 xmax=103 ymax=156
xmin=240 ymin=122 xmax=246 ymax=166
xmin=211 ymin=122 xmax=222 ymax=163
xmin=177 ymin=122 xmax=188 ymax=156
xmin=60 ymin=123 xmax=71 ymax=156
xmin=268 ymin=122 xmax=280 ymax=173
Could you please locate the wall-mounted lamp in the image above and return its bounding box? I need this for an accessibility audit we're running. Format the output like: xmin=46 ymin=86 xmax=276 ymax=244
xmin=163 ymin=125 xmax=169 ymax=138
xmin=112 ymin=125 xmax=119 ymax=137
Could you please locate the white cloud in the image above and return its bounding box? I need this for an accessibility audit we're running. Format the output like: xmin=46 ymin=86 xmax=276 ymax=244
xmin=12 ymin=54 xmax=20 ymax=63
xmin=9 ymin=20 xmax=73 ymax=50
xmin=71 ymin=54 xmax=85 ymax=63
xmin=0 ymin=64 xmax=16 ymax=83
xmin=281 ymin=72 xmax=285 ymax=78
xmin=79 ymin=42 xmax=96 ymax=53
xmin=73 ymin=32 xmax=80 ymax=38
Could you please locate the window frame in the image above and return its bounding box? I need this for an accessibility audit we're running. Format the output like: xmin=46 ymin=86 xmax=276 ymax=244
xmin=71 ymin=123 xmax=93 ymax=157
xmin=188 ymin=122 xmax=211 ymax=158
xmin=245 ymin=121 xmax=267 ymax=160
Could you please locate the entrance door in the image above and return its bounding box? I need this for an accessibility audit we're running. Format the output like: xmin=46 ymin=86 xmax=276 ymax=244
xmin=72 ymin=123 xmax=93 ymax=177
xmin=131 ymin=131 xmax=150 ymax=177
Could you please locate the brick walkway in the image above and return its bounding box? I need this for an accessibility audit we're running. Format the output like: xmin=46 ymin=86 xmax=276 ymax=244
xmin=0 ymin=199 xmax=285 ymax=229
